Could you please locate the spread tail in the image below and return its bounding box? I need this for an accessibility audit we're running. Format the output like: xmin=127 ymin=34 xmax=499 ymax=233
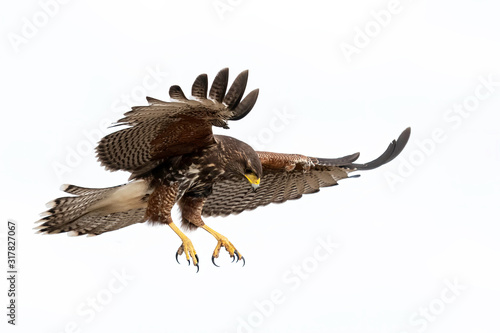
xmin=35 ymin=180 xmax=150 ymax=236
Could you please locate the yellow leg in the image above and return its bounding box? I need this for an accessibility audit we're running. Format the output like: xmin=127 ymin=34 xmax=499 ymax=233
xmin=202 ymin=225 xmax=244 ymax=266
xmin=168 ymin=223 xmax=199 ymax=269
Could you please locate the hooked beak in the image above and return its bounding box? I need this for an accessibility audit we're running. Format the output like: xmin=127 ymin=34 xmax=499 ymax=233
xmin=244 ymin=173 xmax=260 ymax=192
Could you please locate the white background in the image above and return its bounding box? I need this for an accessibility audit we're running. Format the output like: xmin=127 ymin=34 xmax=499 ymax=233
xmin=2 ymin=0 xmax=500 ymax=332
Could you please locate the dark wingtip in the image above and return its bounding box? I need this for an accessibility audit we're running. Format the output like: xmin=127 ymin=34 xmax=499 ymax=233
xmin=169 ymin=85 xmax=188 ymax=101
xmin=230 ymin=88 xmax=259 ymax=121
xmin=192 ymin=73 xmax=208 ymax=99
xmin=223 ymin=70 xmax=249 ymax=110
xmin=348 ymin=127 xmax=411 ymax=171
xmin=209 ymin=68 xmax=229 ymax=103
xmin=316 ymin=152 xmax=360 ymax=167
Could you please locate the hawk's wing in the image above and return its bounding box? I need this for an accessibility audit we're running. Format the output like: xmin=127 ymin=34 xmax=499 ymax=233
xmin=96 ymin=68 xmax=259 ymax=178
xmin=202 ymin=128 xmax=410 ymax=217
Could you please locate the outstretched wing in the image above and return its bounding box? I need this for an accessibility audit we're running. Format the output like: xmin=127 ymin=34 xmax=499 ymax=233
xmin=202 ymin=128 xmax=410 ymax=217
xmin=96 ymin=68 xmax=259 ymax=178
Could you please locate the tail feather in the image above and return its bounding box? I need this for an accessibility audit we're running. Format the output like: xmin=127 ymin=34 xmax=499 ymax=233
xmin=60 ymin=183 xmax=120 ymax=195
xmin=41 ymin=186 xmax=115 ymax=224
xmin=66 ymin=208 xmax=147 ymax=236
xmin=36 ymin=180 xmax=150 ymax=236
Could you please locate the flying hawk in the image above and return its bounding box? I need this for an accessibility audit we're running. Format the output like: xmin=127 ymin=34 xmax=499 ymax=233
xmin=36 ymin=68 xmax=411 ymax=271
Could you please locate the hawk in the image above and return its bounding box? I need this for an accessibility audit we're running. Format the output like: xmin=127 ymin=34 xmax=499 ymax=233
xmin=36 ymin=68 xmax=411 ymax=271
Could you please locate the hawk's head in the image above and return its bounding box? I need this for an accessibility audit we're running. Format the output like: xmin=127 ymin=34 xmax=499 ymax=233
xmin=223 ymin=137 xmax=263 ymax=191
xmin=241 ymin=153 xmax=263 ymax=191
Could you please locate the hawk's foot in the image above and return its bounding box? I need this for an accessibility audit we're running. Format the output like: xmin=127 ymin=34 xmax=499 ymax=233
xmin=202 ymin=225 xmax=245 ymax=267
xmin=175 ymin=240 xmax=199 ymax=268
xmin=168 ymin=222 xmax=199 ymax=272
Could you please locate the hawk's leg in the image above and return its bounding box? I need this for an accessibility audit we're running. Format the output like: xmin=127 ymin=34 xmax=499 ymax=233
xmin=145 ymin=183 xmax=199 ymax=270
xmin=178 ymin=195 xmax=245 ymax=267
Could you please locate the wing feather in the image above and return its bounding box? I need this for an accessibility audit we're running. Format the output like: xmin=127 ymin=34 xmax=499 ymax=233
xmin=96 ymin=69 xmax=259 ymax=177
xmin=191 ymin=74 xmax=208 ymax=100
xmin=145 ymin=96 xmax=168 ymax=105
xmin=202 ymin=128 xmax=410 ymax=217
xmin=169 ymin=85 xmax=188 ymax=101
xmin=209 ymin=68 xmax=229 ymax=103
xmin=223 ymin=70 xmax=248 ymax=110
xmin=231 ymin=89 xmax=259 ymax=121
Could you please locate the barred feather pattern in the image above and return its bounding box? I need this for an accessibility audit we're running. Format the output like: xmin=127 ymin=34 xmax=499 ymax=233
xmin=36 ymin=181 xmax=150 ymax=236
xmin=202 ymin=167 xmax=349 ymax=217
xmin=96 ymin=68 xmax=259 ymax=177
xmin=38 ymin=209 xmax=147 ymax=236
xmin=39 ymin=185 xmax=119 ymax=229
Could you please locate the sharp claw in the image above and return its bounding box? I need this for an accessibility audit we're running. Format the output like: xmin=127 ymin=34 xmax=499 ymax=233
xmin=231 ymin=255 xmax=236 ymax=263
xmin=187 ymin=259 xmax=190 ymax=266
xmin=241 ymin=256 xmax=246 ymax=267
xmin=195 ymin=254 xmax=199 ymax=265
xmin=212 ymin=256 xmax=220 ymax=267
xmin=176 ymin=252 xmax=180 ymax=265
xmin=234 ymin=250 xmax=240 ymax=263
xmin=195 ymin=264 xmax=200 ymax=273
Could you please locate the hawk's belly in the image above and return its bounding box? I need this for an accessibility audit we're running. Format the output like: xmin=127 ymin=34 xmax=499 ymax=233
xmin=176 ymin=162 xmax=225 ymax=198
xmin=152 ymin=149 xmax=226 ymax=199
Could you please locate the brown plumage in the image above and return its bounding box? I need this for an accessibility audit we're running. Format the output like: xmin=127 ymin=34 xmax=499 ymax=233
xmin=36 ymin=68 xmax=411 ymax=270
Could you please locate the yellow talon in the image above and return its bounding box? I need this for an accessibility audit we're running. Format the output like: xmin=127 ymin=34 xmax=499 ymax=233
xmin=202 ymin=225 xmax=245 ymax=266
xmin=176 ymin=239 xmax=199 ymax=266
xmin=169 ymin=223 xmax=199 ymax=269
